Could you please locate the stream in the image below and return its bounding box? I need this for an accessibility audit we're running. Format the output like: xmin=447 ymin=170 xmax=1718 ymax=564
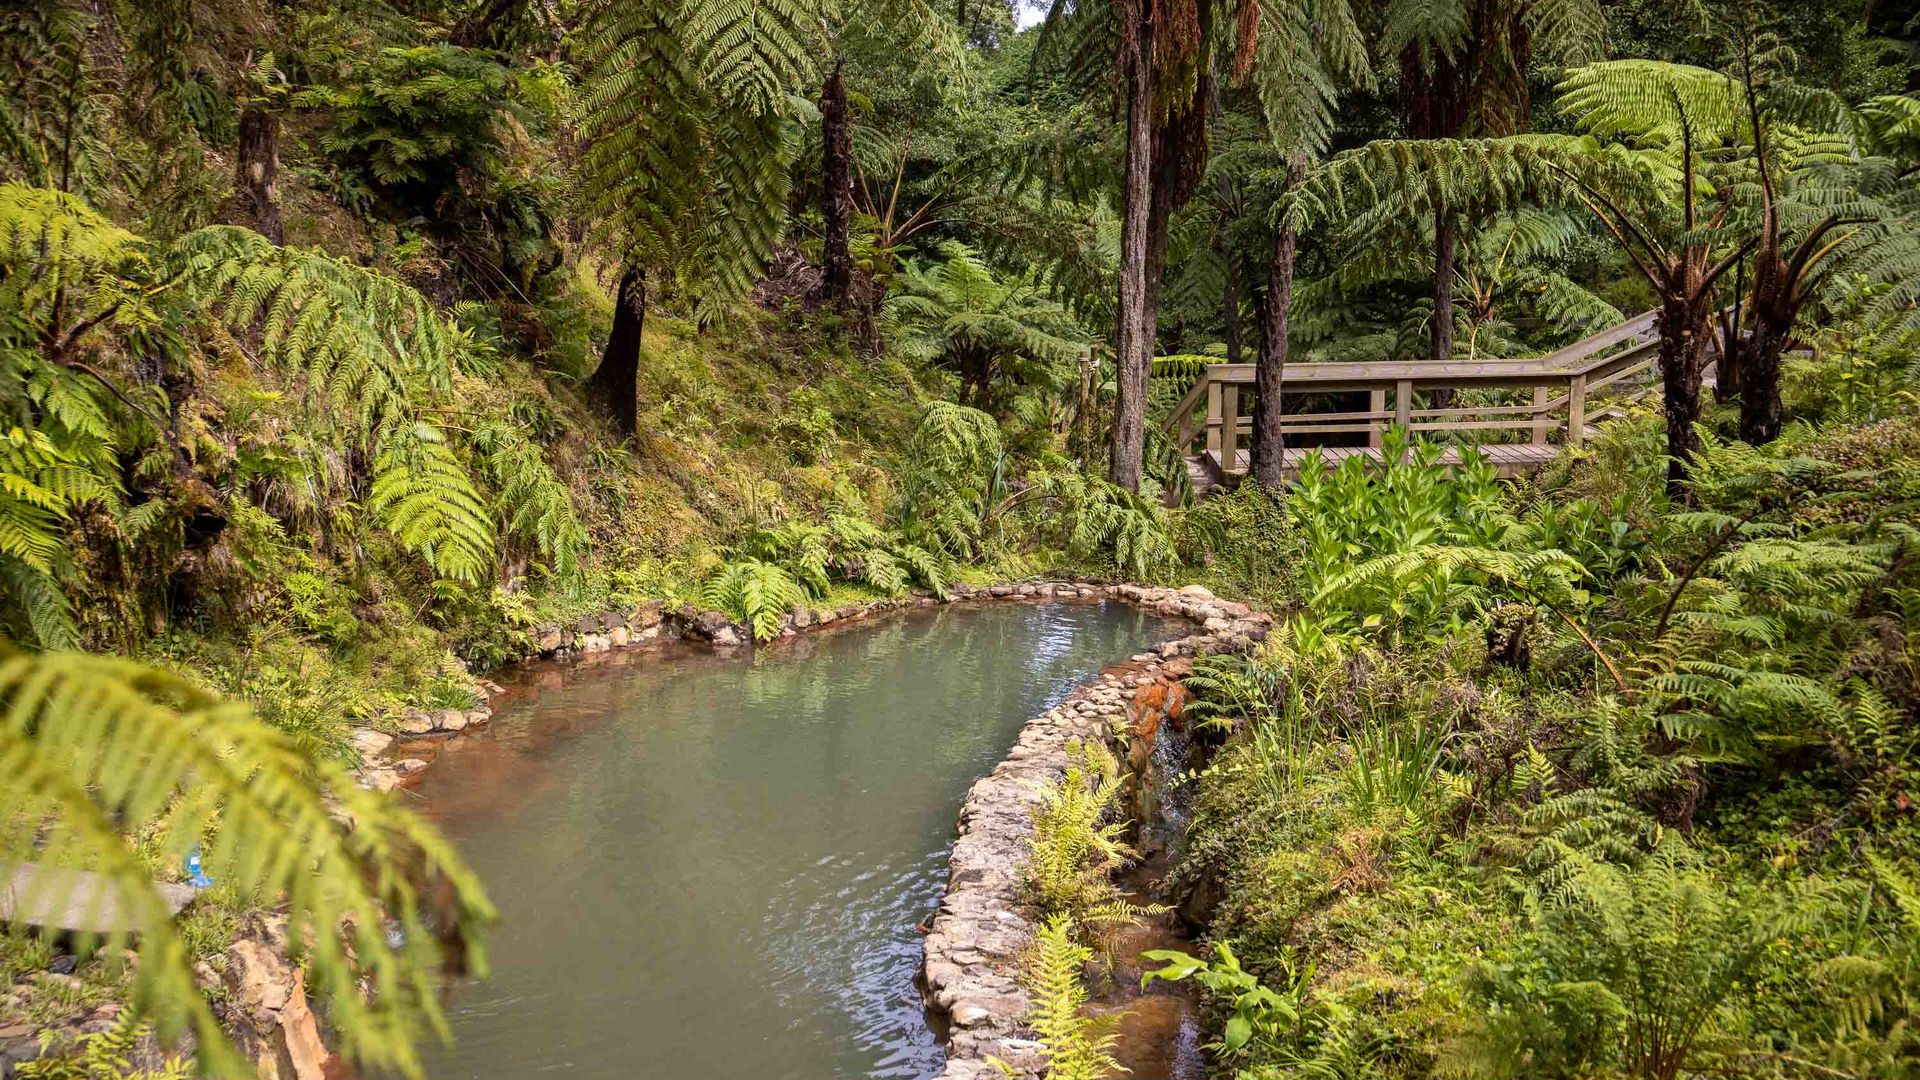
xmin=413 ymin=600 xmax=1181 ymax=1080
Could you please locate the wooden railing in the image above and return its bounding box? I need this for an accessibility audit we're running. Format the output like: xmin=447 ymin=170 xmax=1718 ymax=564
xmin=1162 ymin=310 xmax=1668 ymax=478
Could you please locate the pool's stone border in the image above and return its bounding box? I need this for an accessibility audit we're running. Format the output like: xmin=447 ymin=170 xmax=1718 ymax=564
xmin=350 ymin=578 xmax=1266 ymax=792
xmin=921 ymin=582 xmax=1273 ymax=1080
xmin=344 ymin=576 xmax=1272 ymax=1080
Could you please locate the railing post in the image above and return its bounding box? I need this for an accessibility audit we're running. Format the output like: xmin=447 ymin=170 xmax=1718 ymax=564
xmin=1394 ymin=381 xmax=1412 ymax=457
xmin=1206 ymin=381 xmax=1223 ymax=459
xmin=1369 ymin=389 xmax=1386 ymax=449
xmin=1178 ymin=401 xmax=1194 ymax=454
xmin=1221 ymin=384 xmax=1241 ymax=473
xmin=1532 ymin=384 xmax=1550 ymax=445
xmin=1567 ymin=375 xmax=1587 ymax=447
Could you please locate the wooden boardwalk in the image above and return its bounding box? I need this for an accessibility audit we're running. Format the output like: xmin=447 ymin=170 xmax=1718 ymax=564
xmin=1163 ymin=310 xmax=1674 ymax=492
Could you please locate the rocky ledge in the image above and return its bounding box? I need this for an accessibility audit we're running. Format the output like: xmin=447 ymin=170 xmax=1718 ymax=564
xmin=921 ymin=582 xmax=1272 ymax=1080
xmin=347 ymin=578 xmax=1268 ymax=795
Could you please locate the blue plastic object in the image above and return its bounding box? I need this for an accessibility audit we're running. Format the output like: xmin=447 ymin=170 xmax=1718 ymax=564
xmin=184 ymin=847 xmax=214 ymax=889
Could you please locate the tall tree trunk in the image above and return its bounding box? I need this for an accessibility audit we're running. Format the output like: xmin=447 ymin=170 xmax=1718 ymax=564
xmin=1220 ymin=240 xmax=1242 ymax=364
xmin=1110 ymin=1 xmax=1155 ymax=493
xmin=588 ymin=266 xmax=646 ymax=438
xmin=1250 ymin=156 xmax=1305 ymax=488
xmin=1209 ymin=62 xmax=1240 ymax=365
xmin=226 ymin=105 xmax=284 ymax=245
xmin=1656 ymin=293 xmax=1711 ymax=502
xmin=819 ymin=57 xmax=854 ymax=306
xmin=1428 ymin=212 xmax=1457 ymax=409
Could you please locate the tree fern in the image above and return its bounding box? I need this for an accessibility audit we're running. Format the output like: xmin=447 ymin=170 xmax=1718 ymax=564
xmin=0 ymin=646 xmax=492 ymax=1078
xmin=171 ymin=227 xmax=454 ymax=436
xmin=367 ymin=425 xmax=496 ymax=585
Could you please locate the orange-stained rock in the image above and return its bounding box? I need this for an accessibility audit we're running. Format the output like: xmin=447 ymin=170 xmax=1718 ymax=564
xmin=1164 ymin=683 xmax=1187 ymax=719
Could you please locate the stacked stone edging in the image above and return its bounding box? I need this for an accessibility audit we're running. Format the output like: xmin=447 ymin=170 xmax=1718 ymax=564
xmin=343 ymin=575 xmax=1275 ymax=1076
xmin=921 ymin=582 xmax=1273 ymax=1080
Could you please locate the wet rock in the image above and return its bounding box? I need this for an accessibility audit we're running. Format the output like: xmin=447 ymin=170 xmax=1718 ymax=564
xmin=712 ymin=625 xmax=742 ymax=647
xmin=534 ymin=626 xmax=563 ymax=652
xmin=792 ymin=606 xmax=813 ymax=629
xmin=574 ymin=614 xmax=603 ymax=634
xmin=393 ymin=759 xmax=429 ymax=776
xmin=396 ymin=711 xmax=435 ymax=736
xmin=434 ymin=710 xmax=468 ymax=732
xmin=608 ymin=625 xmax=630 ymax=647
xmin=691 ymin=609 xmax=731 ymax=640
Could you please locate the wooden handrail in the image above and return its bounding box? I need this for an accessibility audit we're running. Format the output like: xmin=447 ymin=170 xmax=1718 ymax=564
xmin=1158 ymin=308 xmax=1691 ymax=471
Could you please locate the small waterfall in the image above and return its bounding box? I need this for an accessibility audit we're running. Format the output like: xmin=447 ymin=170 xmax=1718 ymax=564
xmin=1139 ymin=716 xmax=1195 ymax=866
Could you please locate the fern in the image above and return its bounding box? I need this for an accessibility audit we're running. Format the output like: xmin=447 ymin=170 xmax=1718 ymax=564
xmin=995 ymin=916 xmax=1125 ymax=1080
xmin=468 ymin=420 xmax=588 ymax=580
xmin=15 ymin=1009 xmax=189 ymax=1080
xmin=0 ymin=647 xmax=493 ymax=1079
xmin=700 ymin=557 xmax=807 ymax=642
xmin=575 ymin=0 xmax=805 ymax=304
xmin=172 ymin=227 xmax=454 ymax=436
xmin=367 ymin=425 xmax=496 ymax=585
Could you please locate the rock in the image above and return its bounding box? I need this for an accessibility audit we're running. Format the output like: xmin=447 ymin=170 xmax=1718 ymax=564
xmin=222 ymin=928 xmax=331 ymax=1080
xmin=434 ymin=710 xmax=468 ymax=732
xmin=47 ymin=954 xmax=76 ymax=975
xmin=393 ymin=759 xmax=429 ymax=776
xmin=631 ymin=600 xmax=665 ymax=630
xmin=534 ymin=626 xmax=563 ymax=652
xmin=602 ymin=609 xmax=627 ymax=629
xmin=635 ymin=624 xmax=662 ymax=642
xmin=712 ymin=626 xmax=742 ymax=646
xmin=792 ymin=606 xmax=814 ymax=629
xmin=349 ymin=729 xmax=393 ymax=759
xmin=574 ymin=614 xmax=602 ymax=634
xmin=608 ymin=625 xmax=630 ymax=647
xmin=396 ymin=711 xmax=435 ymax=736
xmin=466 ymin=708 xmax=492 ymax=726
xmin=988 ymin=585 xmax=1013 ymax=597
xmin=1178 ymin=584 xmax=1215 ymax=600
xmin=358 ymin=770 xmax=401 ymax=793
xmin=1203 ymin=617 xmax=1231 ymax=632
xmin=691 ymin=610 xmax=731 ymax=640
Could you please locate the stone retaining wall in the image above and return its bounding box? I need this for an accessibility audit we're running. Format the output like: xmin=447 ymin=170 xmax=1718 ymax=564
xmin=921 ymin=583 xmax=1272 ymax=1080
xmin=345 ymin=576 xmax=1271 ymax=1080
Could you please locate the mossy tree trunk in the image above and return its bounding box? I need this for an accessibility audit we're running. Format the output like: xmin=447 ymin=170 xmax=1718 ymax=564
xmin=1249 ymin=155 xmax=1305 ymax=489
xmin=588 ymin=266 xmax=646 ymax=438
xmin=819 ymin=56 xmax=854 ymax=306
xmin=1110 ymin=0 xmax=1154 ymax=494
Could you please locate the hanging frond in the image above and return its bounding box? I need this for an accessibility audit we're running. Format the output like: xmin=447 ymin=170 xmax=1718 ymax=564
xmin=367 ymin=425 xmax=496 ymax=585
xmin=0 ymin=647 xmax=492 ymax=1079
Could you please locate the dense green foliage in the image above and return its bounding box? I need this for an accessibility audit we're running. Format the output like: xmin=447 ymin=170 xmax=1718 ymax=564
xmin=0 ymin=0 xmax=1916 ymax=1074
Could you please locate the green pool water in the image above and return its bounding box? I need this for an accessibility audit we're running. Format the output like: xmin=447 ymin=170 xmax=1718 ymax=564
xmin=415 ymin=600 xmax=1176 ymax=1080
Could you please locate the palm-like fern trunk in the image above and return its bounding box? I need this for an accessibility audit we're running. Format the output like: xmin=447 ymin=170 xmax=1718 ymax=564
xmin=588 ymin=266 xmax=646 ymax=438
xmin=820 ymin=57 xmax=854 ymax=306
xmin=1656 ymin=293 xmax=1711 ymax=501
xmin=1430 ymin=213 xmax=1457 ymax=406
xmin=225 ymin=105 xmax=283 ymax=245
xmin=1250 ymin=155 xmax=1305 ymax=488
xmin=1110 ymin=0 xmax=1154 ymax=493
